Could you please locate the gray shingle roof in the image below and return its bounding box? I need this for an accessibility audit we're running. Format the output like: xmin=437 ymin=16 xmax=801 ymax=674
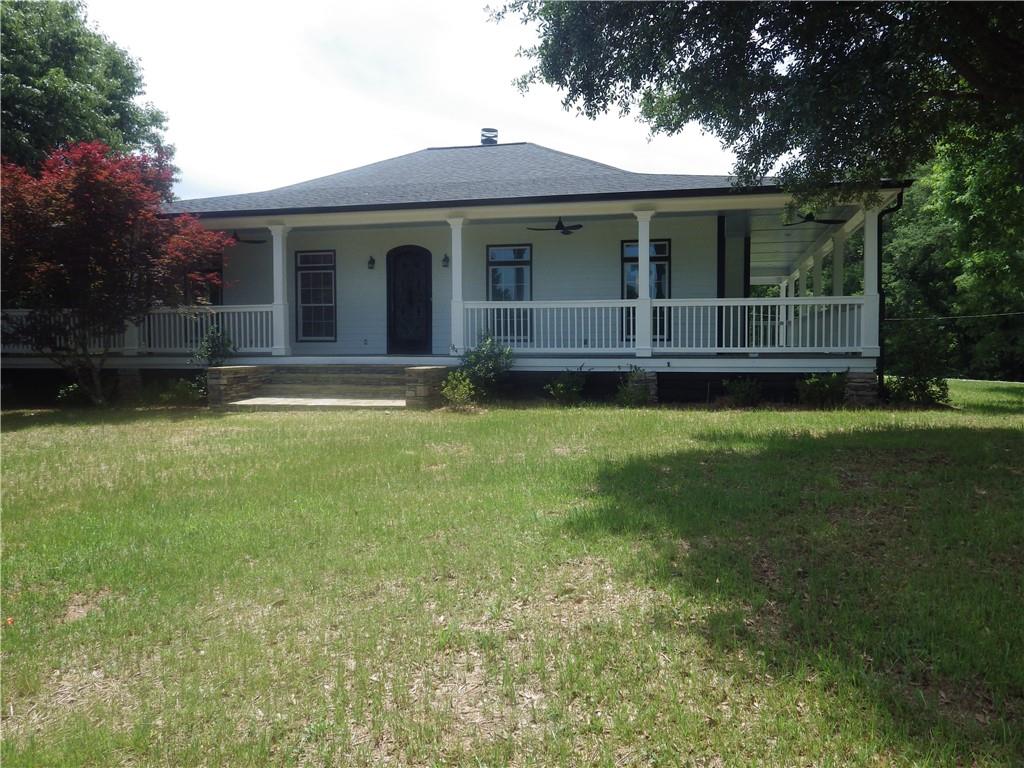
xmin=164 ymin=142 xmax=776 ymax=217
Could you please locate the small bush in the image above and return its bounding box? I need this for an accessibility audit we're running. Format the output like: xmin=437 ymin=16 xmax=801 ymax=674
xmin=441 ymin=370 xmax=477 ymax=410
xmin=887 ymin=375 xmax=950 ymax=406
xmin=722 ymin=378 xmax=762 ymax=407
xmin=884 ymin=319 xmax=952 ymax=406
xmin=615 ymin=366 xmax=651 ymax=407
xmin=796 ymin=372 xmax=847 ymax=408
xmin=187 ymin=324 xmax=235 ymax=401
xmin=461 ymin=335 xmax=512 ymax=399
xmin=56 ymin=382 xmax=89 ymax=405
xmin=158 ymin=377 xmax=205 ymax=405
xmin=191 ymin=324 xmax=234 ymax=367
xmin=545 ymin=369 xmax=586 ymax=406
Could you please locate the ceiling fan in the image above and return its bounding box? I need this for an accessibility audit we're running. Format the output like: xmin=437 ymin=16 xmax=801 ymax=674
xmin=783 ymin=213 xmax=847 ymax=227
xmin=231 ymin=230 xmax=268 ymax=244
xmin=527 ymin=216 xmax=583 ymax=235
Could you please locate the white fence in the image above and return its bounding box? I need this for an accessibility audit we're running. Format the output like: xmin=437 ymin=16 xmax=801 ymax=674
xmin=464 ymin=296 xmax=866 ymax=355
xmin=2 ymin=306 xmax=275 ymax=355
xmin=141 ymin=306 xmax=274 ymax=353
xmin=0 ymin=309 xmax=127 ymax=353
xmin=463 ymin=300 xmax=636 ymax=353
xmin=651 ymin=297 xmax=863 ymax=353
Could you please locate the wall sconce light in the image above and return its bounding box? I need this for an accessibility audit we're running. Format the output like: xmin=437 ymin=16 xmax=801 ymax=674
xmin=367 ymin=255 xmax=375 ymax=270
xmin=441 ymin=253 xmax=450 ymax=268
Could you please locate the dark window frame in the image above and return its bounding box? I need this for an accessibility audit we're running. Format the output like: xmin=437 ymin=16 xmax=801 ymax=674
xmin=619 ymin=239 xmax=672 ymax=299
xmin=486 ymin=243 xmax=533 ymax=302
xmin=621 ymin=239 xmax=672 ymax=341
xmin=295 ymin=249 xmax=337 ymax=342
xmin=185 ymin=267 xmax=224 ymax=307
xmin=485 ymin=243 xmax=533 ymax=343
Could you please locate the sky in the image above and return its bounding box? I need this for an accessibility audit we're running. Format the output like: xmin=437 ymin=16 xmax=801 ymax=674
xmin=85 ymin=0 xmax=736 ymax=201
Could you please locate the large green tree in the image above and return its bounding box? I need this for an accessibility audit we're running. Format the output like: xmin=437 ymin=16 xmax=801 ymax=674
xmin=1 ymin=0 xmax=167 ymax=168
xmin=499 ymin=1 xmax=1024 ymax=206
xmin=884 ymin=127 xmax=1024 ymax=380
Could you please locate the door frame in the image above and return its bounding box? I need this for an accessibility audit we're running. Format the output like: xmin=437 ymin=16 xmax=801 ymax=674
xmin=386 ymin=245 xmax=432 ymax=355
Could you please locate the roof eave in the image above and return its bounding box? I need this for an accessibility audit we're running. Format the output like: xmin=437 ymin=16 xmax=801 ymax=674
xmin=160 ymin=184 xmax=788 ymax=219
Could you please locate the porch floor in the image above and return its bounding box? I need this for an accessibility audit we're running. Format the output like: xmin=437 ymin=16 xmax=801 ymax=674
xmin=228 ymin=395 xmax=406 ymax=410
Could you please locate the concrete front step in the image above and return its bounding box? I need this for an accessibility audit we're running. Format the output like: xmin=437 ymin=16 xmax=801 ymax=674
xmin=208 ymin=363 xmax=450 ymax=409
xmin=227 ymin=396 xmax=406 ymax=410
xmin=257 ymin=384 xmax=407 ymax=398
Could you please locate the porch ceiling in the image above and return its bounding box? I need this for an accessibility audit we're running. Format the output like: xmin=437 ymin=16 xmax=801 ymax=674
xmin=748 ymin=205 xmax=859 ymax=278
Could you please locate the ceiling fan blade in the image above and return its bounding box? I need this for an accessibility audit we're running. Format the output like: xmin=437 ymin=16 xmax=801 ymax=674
xmin=564 ymin=224 xmax=583 ymax=231
xmin=231 ymin=230 xmax=268 ymax=243
xmin=783 ymin=212 xmax=849 ymax=227
xmin=526 ymin=226 xmax=556 ymax=231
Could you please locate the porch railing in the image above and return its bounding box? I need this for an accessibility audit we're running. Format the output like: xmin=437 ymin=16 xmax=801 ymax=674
xmin=142 ymin=306 xmax=274 ymax=354
xmin=651 ymin=297 xmax=863 ymax=353
xmin=2 ymin=305 xmax=275 ymax=355
xmin=463 ymin=296 xmax=865 ymax=355
xmin=463 ymin=300 xmax=636 ymax=353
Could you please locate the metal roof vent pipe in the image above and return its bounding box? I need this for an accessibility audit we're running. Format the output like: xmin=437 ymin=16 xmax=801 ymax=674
xmin=480 ymin=128 xmax=498 ymax=145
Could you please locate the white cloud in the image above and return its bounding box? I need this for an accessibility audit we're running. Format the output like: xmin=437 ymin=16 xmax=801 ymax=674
xmin=84 ymin=0 xmax=735 ymax=200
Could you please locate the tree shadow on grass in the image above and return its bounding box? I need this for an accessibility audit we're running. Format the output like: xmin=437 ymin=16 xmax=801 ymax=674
xmin=0 ymin=405 xmax=226 ymax=433
xmin=569 ymin=424 xmax=1024 ymax=762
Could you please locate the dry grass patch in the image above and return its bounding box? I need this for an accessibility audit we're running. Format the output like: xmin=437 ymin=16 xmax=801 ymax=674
xmin=62 ymin=588 xmax=112 ymax=623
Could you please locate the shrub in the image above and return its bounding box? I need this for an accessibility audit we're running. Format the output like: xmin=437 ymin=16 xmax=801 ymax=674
xmin=615 ymin=366 xmax=651 ymax=407
xmin=56 ymin=382 xmax=89 ymax=405
xmin=192 ymin=323 xmax=234 ymax=367
xmin=158 ymin=376 xmax=205 ymax=405
xmin=188 ymin=324 xmax=235 ymax=401
xmin=887 ymin=375 xmax=950 ymax=406
xmin=884 ymin=318 xmax=953 ymax=406
xmin=441 ymin=370 xmax=477 ymax=410
xmin=722 ymin=377 xmax=762 ymax=407
xmin=461 ymin=334 xmax=512 ymax=399
xmin=796 ymin=372 xmax=847 ymax=408
xmin=545 ymin=369 xmax=586 ymax=406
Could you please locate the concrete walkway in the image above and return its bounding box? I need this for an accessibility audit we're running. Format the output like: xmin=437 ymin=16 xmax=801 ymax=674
xmin=228 ymin=396 xmax=406 ymax=410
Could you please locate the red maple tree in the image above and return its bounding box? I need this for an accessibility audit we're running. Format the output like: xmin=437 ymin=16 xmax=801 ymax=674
xmin=1 ymin=141 xmax=234 ymax=403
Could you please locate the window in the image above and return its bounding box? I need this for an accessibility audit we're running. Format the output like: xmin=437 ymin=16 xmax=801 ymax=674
xmin=621 ymin=240 xmax=671 ymax=339
xmin=621 ymin=240 xmax=671 ymax=299
xmin=185 ymin=267 xmax=223 ymax=306
xmin=487 ymin=244 xmax=531 ymax=301
xmin=296 ymin=251 xmax=336 ymax=341
xmin=486 ymin=244 xmax=532 ymax=341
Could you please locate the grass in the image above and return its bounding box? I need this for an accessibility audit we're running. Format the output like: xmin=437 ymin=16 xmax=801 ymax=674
xmin=2 ymin=380 xmax=1022 ymax=766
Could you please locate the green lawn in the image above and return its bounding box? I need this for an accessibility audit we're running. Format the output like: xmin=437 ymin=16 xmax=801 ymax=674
xmin=2 ymin=380 xmax=1023 ymax=766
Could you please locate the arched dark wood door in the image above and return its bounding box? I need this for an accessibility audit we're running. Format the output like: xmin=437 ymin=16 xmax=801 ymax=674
xmin=387 ymin=245 xmax=432 ymax=354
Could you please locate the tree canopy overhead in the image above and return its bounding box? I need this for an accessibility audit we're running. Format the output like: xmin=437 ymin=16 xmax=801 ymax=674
xmin=1 ymin=0 xmax=168 ymax=169
xmin=499 ymin=1 xmax=1024 ymax=205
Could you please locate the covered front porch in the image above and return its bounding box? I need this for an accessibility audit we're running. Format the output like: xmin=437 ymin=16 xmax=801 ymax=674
xmin=1 ymin=194 xmax=888 ymax=374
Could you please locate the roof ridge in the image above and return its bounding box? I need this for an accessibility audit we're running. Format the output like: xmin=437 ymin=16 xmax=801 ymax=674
xmin=425 ymin=142 xmax=528 ymax=150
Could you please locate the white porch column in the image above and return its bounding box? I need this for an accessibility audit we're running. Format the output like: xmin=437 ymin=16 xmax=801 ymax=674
xmin=812 ymin=252 xmax=823 ymax=296
xmin=447 ymin=217 xmax=464 ymax=354
xmin=861 ymin=208 xmax=881 ymax=356
xmin=634 ymin=211 xmax=654 ymax=357
xmin=831 ymin=232 xmax=846 ymax=296
xmin=123 ymin=321 xmax=140 ymax=355
xmin=269 ymin=224 xmax=291 ymax=356
xmin=779 ymin=279 xmax=789 ymax=345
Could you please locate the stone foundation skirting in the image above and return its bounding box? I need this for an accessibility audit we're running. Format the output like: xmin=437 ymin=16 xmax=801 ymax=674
xmin=844 ymin=371 xmax=879 ymax=406
xmin=404 ymin=366 xmax=450 ymax=409
xmin=207 ymin=366 xmax=270 ymax=408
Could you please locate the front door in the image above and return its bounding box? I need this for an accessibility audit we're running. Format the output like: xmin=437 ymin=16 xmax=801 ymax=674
xmin=387 ymin=245 xmax=432 ymax=354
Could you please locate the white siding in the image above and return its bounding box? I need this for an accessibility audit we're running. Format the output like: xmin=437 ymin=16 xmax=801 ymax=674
xmin=220 ymin=214 xmax=727 ymax=355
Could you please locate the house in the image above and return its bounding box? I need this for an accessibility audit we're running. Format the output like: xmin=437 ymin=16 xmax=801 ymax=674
xmin=1 ymin=131 xmax=905 ymax=407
